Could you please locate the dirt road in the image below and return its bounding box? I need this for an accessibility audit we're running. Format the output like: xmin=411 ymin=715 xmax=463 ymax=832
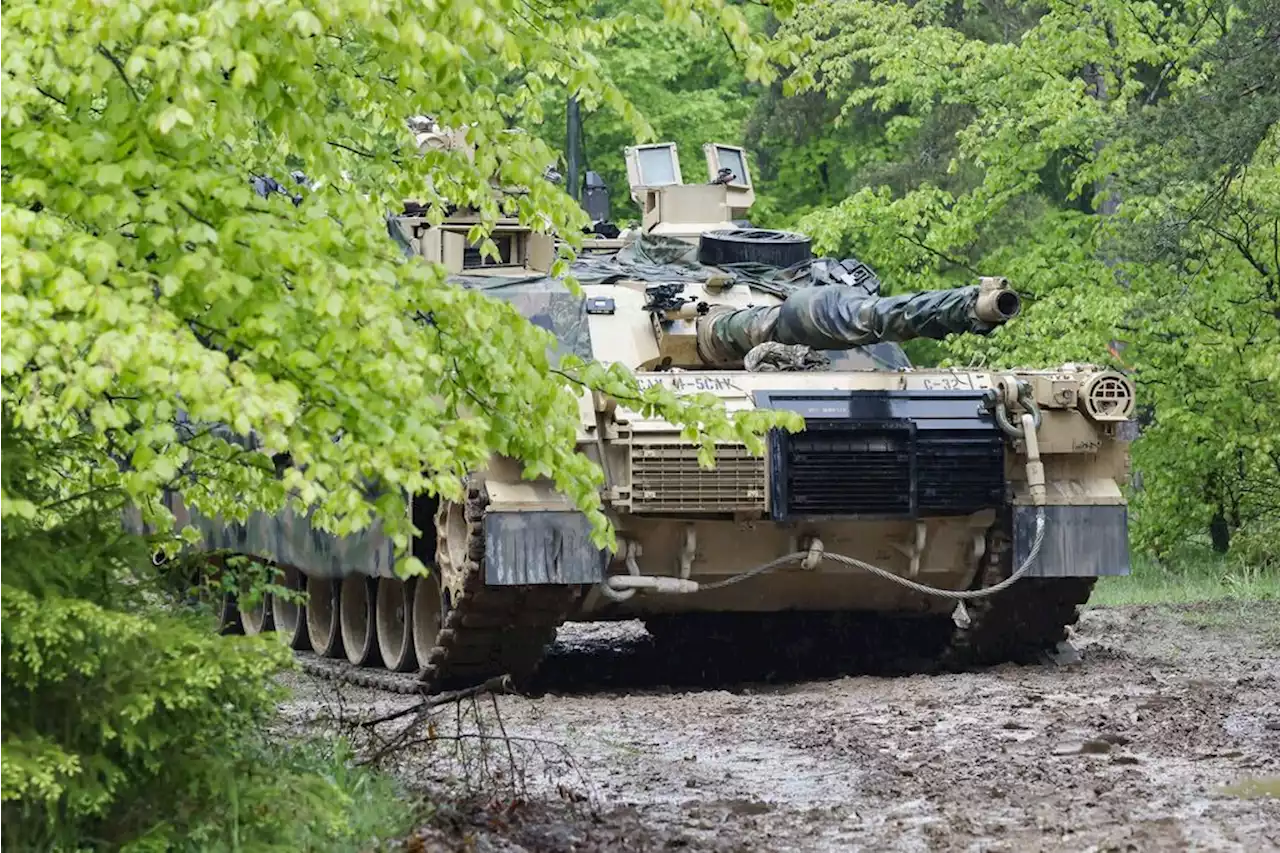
xmin=281 ymin=601 xmax=1280 ymax=852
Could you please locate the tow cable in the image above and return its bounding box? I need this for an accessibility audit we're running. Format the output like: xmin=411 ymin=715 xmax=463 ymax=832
xmin=597 ymin=393 xmax=1048 ymax=604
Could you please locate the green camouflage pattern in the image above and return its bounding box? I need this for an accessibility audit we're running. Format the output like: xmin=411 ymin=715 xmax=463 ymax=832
xmin=123 ymin=491 xmax=396 ymax=579
xmin=697 ymin=284 xmax=997 ymax=366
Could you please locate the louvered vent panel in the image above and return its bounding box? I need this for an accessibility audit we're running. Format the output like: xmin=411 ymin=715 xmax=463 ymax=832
xmin=630 ymin=443 xmax=766 ymax=513
xmin=758 ymin=390 xmax=1011 ymax=522
xmin=783 ymin=428 xmax=913 ymax=516
xmin=916 ymin=431 xmax=1006 ymax=515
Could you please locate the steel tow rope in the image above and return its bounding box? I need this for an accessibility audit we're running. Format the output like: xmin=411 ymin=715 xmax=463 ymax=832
xmin=600 ymin=409 xmax=1050 ymax=602
xmin=690 ymin=506 xmax=1044 ymax=601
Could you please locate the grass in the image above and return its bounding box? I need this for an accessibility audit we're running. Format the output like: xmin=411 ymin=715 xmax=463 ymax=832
xmin=182 ymin=737 xmax=424 ymax=853
xmin=1091 ymin=552 xmax=1280 ymax=607
xmin=298 ymin=739 xmax=423 ymax=853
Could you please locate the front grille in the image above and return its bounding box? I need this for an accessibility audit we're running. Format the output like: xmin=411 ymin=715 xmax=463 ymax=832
xmin=916 ymin=431 xmax=1006 ymax=515
xmin=630 ymin=443 xmax=766 ymax=513
xmin=759 ymin=390 xmax=1008 ymax=521
xmin=783 ymin=424 xmax=913 ymax=516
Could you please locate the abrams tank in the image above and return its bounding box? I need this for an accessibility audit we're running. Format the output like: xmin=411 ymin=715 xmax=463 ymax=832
xmin=175 ymin=137 xmax=1136 ymax=689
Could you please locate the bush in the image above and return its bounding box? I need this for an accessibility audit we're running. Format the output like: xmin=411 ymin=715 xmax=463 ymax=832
xmin=0 ymin=422 xmax=413 ymax=851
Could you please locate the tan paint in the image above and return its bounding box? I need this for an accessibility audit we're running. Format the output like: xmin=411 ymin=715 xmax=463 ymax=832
xmin=571 ymin=513 xmax=989 ymax=617
xmin=622 ymin=140 xmax=757 ymax=244
xmin=260 ymin=141 xmax=1136 ymax=619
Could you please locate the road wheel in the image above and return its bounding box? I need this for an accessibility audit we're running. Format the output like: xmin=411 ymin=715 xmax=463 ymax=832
xmin=306 ymin=576 xmax=344 ymax=659
xmin=340 ymin=576 xmax=381 ymax=666
xmin=411 ymin=572 xmax=445 ymax=669
xmin=272 ymin=565 xmax=311 ymax=650
xmin=376 ymin=577 xmax=418 ymax=672
xmin=237 ymin=589 xmax=273 ymax=636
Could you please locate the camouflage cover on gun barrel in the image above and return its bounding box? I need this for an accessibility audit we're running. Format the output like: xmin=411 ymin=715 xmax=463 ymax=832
xmin=697 ymin=285 xmax=1000 ymax=366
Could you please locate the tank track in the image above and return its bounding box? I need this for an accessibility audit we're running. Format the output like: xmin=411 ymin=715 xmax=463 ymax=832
xmin=643 ymin=521 xmax=1095 ymax=674
xmin=251 ymin=499 xmax=1091 ymax=692
xmin=418 ymin=483 xmax=582 ymax=693
xmin=939 ymin=522 xmax=1095 ymax=668
xmin=297 ymin=653 xmax=424 ymax=695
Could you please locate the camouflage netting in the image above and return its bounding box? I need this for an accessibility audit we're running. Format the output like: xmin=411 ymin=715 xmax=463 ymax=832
xmin=388 ymin=220 xmax=883 ymax=297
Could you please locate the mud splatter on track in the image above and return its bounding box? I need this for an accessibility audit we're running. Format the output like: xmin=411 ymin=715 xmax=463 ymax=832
xmin=280 ymin=601 xmax=1280 ymax=851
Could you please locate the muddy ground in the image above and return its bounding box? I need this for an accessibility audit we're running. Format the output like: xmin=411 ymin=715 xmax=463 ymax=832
xmin=279 ymin=601 xmax=1280 ymax=852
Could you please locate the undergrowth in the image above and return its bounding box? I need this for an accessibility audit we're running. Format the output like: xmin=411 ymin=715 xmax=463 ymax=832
xmin=169 ymin=737 xmax=420 ymax=853
xmin=2 ymin=587 xmax=419 ymax=853
xmin=1 ymin=419 xmax=418 ymax=852
xmin=1092 ymin=545 xmax=1280 ymax=607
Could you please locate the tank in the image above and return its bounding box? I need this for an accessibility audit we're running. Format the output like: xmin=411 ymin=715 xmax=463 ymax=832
xmin=159 ymin=137 xmax=1136 ymax=690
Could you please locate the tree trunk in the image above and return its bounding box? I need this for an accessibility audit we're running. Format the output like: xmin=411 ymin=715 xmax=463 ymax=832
xmin=1209 ymin=509 xmax=1231 ymax=553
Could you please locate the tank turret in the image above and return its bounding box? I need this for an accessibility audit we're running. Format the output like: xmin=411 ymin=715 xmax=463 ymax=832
xmin=695 ymin=277 xmax=1020 ymax=366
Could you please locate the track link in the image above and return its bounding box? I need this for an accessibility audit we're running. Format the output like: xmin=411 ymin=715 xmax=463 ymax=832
xmin=297 ymin=653 xmax=424 ymax=695
xmin=941 ymin=522 xmax=1095 ymax=668
xmin=419 ymin=483 xmax=581 ymax=693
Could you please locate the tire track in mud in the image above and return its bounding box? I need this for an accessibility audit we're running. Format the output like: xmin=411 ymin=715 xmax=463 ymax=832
xmin=280 ymin=602 xmax=1280 ymax=852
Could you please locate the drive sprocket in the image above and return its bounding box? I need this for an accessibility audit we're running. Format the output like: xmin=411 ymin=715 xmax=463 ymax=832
xmin=417 ymin=481 xmax=581 ymax=692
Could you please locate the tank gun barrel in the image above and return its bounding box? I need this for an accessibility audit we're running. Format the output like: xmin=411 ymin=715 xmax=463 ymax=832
xmin=696 ymin=276 xmax=1020 ymax=366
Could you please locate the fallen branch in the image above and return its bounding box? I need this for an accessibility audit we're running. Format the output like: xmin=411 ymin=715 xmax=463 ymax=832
xmin=347 ymin=676 xmax=598 ymax=809
xmin=357 ymin=675 xmax=517 ymax=767
xmin=358 ymin=674 xmax=514 ymax=729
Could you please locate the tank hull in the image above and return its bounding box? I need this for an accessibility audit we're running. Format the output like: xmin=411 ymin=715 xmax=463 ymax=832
xmin=575 ymin=513 xmax=992 ymax=619
xmin=143 ymin=362 xmax=1134 ymax=691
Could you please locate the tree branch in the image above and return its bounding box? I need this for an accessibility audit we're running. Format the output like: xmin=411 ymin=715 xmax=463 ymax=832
xmin=897 ymin=232 xmax=981 ymax=275
xmin=35 ymin=85 xmax=68 ymax=107
xmin=328 ymin=140 xmax=378 ymax=159
xmin=358 ymin=675 xmax=514 ymax=728
xmin=97 ymin=46 xmax=141 ymax=102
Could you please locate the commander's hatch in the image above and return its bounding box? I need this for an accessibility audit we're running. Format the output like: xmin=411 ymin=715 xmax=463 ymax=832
xmin=703 ymin=143 xmax=755 ymax=217
xmin=625 ymin=142 xmax=756 ymax=243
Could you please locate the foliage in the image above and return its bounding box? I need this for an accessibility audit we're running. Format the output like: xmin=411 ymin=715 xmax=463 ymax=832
xmin=1 ymin=0 xmax=798 ymax=566
xmin=776 ymin=0 xmax=1280 ymax=553
xmin=536 ymin=0 xmax=774 ymax=215
xmin=743 ymin=83 xmax=874 ymax=228
xmin=1108 ymin=6 xmax=1280 ymax=554
xmin=0 ymin=0 xmax=801 ymax=845
xmin=0 ymin=420 xmax=414 ymax=851
xmin=1092 ymin=543 xmax=1280 ymax=607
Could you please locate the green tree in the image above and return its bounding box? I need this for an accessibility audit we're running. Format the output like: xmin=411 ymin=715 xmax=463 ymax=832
xmin=536 ymin=0 xmax=775 ymax=218
xmin=0 ymin=0 xmax=797 ymax=844
xmin=776 ymin=0 xmax=1279 ymax=554
xmin=1110 ymin=3 xmax=1280 ymax=555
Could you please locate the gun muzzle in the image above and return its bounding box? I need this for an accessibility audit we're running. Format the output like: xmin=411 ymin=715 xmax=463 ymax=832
xmin=975 ymin=276 xmax=1021 ymax=323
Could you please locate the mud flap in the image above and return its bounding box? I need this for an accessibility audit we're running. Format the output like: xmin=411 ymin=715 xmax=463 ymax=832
xmin=1014 ymin=505 xmax=1130 ymax=577
xmin=484 ymin=511 xmax=607 ymax=585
